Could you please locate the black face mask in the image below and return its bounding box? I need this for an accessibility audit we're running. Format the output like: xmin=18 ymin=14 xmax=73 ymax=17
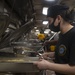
xmin=49 ymin=19 xmax=60 ymax=32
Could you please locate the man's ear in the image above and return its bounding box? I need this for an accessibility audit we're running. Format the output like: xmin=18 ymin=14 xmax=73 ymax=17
xmin=54 ymin=15 xmax=61 ymax=26
xmin=57 ymin=15 xmax=62 ymax=22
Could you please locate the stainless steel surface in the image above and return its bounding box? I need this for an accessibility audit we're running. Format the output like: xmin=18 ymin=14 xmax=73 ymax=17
xmin=0 ymin=57 xmax=39 ymax=73
xmin=0 ymin=63 xmax=39 ymax=73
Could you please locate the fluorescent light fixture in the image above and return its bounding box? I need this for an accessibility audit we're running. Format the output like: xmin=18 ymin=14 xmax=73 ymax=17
xmin=45 ymin=0 xmax=55 ymax=1
xmin=43 ymin=21 xmax=48 ymax=25
xmin=42 ymin=7 xmax=48 ymax=15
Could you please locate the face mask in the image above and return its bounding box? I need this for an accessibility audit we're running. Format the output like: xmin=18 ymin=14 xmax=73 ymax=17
xmin=49 ymin=19 xmax=60 ymax=32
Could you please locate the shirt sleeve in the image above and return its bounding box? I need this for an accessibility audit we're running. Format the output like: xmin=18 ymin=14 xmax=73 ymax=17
xmin=69 ymin=34 xmax=75 ymax=65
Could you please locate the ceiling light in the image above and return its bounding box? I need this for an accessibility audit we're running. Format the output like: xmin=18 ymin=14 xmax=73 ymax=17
xmin=45 ymin=0 xmax=55 ymax=1
xmin=43 ymin=21 xmax=48 ymax=25
xmin=42 ymin=7 xmax=48 ymax=15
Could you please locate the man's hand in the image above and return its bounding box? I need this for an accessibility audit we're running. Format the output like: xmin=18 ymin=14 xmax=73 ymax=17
xmin=42 ymin=52 xmax=55 ymax=59
xmin=33 ymin=59 xmax=75 ymax=74
xmin=33 ymin=59 xmax=50 ymax=70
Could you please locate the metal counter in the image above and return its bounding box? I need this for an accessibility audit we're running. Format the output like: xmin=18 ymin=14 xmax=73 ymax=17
xmin=0 ymin=57 xmax=39 ymax=73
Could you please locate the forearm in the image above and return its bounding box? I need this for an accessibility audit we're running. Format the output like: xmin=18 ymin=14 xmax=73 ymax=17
xmin=47 ymin=62 xmax=75 ymax=74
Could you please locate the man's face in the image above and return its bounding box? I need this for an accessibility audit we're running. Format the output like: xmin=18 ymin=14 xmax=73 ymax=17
xmin=48 ymin=16 xmax=61 ymax=27
xmin=47 ymin=16 xmax=60 ymax=32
